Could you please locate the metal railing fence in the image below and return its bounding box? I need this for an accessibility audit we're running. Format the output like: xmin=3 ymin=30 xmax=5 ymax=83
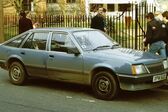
xmin=4 ymin=2 xmax=156 ymax=50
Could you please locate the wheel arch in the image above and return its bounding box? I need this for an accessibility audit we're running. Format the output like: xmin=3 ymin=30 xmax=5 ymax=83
xmin=8 ymin=57 xmax=28 ymax=85
xmin=7 ymin=58 xmax=24 ymax=68
xmin=90 ymin=66 xmax=120 ymax=100
xmin=91 ymin=67 xmax=119 ymax=85
xmin=7 ymin=57 xmax=28 ymax=76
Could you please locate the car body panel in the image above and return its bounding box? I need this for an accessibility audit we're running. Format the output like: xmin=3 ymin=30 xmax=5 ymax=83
xmin=81 ymin=48 xmax=162 ymax=75
xmin=46 ymin=51 xmax=84 ymax=83
xmin=0 ymin=28 xmax=167 ymax=91
xmin=19 ymin=49 xmax=48 ymax=78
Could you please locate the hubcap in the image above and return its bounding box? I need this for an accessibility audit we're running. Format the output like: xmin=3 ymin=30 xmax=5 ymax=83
xmin=98 ymin=77 xmax=111 ymax=93
xmin=11 ymin=66 xmax=21 ymax=81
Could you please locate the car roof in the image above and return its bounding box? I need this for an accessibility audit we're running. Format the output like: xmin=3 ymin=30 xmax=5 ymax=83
xmin=29 ymin=27 xmax=96 ymax=33
xmin=2 ymin=28 xmax=97 ymax=45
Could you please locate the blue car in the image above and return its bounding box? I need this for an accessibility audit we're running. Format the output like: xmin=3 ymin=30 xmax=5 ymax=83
xmin=0 ymin=28 xmax=167 ymax=100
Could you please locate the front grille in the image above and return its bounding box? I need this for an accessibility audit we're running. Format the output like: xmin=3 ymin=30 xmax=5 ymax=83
xmin=146 ymin=62 xmax=164 ymax=74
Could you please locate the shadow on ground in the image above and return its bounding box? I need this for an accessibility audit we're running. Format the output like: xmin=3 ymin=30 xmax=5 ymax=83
xmin=4 ymin=77 xmax=168 ymax=101
xmin=20 ymin=78 xmax=168 ymax=101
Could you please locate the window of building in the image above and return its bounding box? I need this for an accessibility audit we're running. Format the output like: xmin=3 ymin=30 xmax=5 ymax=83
xmin=47 ymin=0 xmax=57 ymax=3
xmin=118 ymin=4 xmax=131 ymax=11
xmin=66 ymin=0 xmax=76 ymax=3
xmin=90 ymin=4 xmax=103 ymax=12
xmin=107 ymin=4 xmax=114 ymax=11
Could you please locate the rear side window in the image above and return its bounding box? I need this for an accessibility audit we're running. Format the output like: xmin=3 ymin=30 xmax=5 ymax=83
xmin=5 ymin=34 xmax=27 ymax=47
xmin=22 ymin=32 xmax=48 ymax=50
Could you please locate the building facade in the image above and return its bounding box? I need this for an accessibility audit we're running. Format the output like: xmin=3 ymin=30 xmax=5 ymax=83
xmin=3 ymin=0 xmax=85 ymax=15
xmin=3 ymin=0 xmax=160 ymax=15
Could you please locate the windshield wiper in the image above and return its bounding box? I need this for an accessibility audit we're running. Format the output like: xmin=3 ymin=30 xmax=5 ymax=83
xmin=112 ymin=44 xmax=120 ymax=49
xmin=93 ymin=45 xmax=111 ymax=51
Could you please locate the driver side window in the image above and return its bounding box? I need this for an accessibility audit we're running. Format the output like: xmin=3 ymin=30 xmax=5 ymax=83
xmin=51 ymin=33 xmax=75 ymax=52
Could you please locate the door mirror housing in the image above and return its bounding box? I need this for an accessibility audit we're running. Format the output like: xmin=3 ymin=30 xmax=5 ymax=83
xmin=67 ymin=47 xmax=80 ymax=55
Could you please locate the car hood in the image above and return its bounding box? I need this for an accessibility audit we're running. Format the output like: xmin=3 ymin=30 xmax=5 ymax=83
xmin=91 ymin=48 xmax=163 ymax=64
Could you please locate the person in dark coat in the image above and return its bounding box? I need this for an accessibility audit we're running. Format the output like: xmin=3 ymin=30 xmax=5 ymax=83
xmin=19 ymin=11 xmax=33 ymax=34
xmin=162 ymin=11 xmax=168 ymax=42
xmin=162 ymin=11 xmax=168 ymax=56
xmin=144 ymin=12 xmax=167 ymax=58
xmin=91 ymin=8 xmax=106 ymax=32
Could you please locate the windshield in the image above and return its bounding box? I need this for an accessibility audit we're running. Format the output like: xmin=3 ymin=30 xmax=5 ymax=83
xmin=73 ymin=30 xmax=119 ymax=51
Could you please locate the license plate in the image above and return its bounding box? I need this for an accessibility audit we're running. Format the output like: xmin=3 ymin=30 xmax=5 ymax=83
xmin=153 ymin=74 xmax=167 ymax=82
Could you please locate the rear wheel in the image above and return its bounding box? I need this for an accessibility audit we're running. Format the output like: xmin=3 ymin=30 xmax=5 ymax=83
xmin=91 ymin=71 xmax=119 ymax=100
xmin=9 ymin=62 xmax=27 ymax=85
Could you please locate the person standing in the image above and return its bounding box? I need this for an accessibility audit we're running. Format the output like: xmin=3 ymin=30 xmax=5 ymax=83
xmin=91 ymin=7 xmax=106 ymax=32
xmin=144 ymin=12 xmax=167 ymax=58
xmin=19 ymin=11 xmax=33 ymax=34
xmin=102 ymin=8 xmax=107 ymax=32
xmin=162 ymin=11 xmax=168 ymax=56
xmin=162 ymin=11 xmax=168 ymax=42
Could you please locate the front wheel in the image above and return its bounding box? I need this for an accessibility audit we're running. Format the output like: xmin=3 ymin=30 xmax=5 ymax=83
xmin=91 ymin=71 xmax=119 ymax=100
xmin=9 ymin=62 xmax=27 ymax=85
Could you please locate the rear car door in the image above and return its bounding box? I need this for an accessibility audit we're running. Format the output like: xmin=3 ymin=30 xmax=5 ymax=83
xmin=21 ymin=32 xmax=49 ymax=78
xmin=47 ymin=32 xmax=84 ymax=83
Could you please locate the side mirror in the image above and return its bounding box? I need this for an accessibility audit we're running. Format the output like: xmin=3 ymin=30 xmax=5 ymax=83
xmin=67 ymin=47 xmax=80 ymax=56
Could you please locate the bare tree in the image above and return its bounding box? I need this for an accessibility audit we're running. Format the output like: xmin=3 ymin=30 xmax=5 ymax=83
xmin=57 ymin=0 xmax=67 ymax=15
xmin=78 ymin=0 xmax=86 ymax=15
xmin=57 ymin=0 xmax=67 ymax=26
xmin=4 ymin=0 xmax=43 ymax=13
xmin=7 ymin=0 xmax=23 ymax=13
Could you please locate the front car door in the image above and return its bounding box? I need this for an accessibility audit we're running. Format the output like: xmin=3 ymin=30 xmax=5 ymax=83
xmin=21 ymin=32 xmax=49 ymax=78
xmin=47 ymin=32 xmax=84 ymax=84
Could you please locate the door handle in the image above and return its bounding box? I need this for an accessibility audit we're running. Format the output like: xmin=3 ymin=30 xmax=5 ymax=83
xmin=49 ymin=55 xmax=54 ymax=58
xmin=20 ymin=52 xmax=25 ymax=55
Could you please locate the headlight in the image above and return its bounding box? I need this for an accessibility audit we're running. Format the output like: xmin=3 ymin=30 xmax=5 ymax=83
xmin=131 ymin=64 xmax=148 ymax=75
xmin=163 ymin=60 xmax=168 ymax=69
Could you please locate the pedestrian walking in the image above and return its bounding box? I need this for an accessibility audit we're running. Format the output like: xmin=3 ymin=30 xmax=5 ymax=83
xmin=91 ymin=7 xmax=106 ymax=32
xmin=19 ymin=11 xmax=33 ymax=34
xmin=144 ymin=12 xmax=167 ymax=58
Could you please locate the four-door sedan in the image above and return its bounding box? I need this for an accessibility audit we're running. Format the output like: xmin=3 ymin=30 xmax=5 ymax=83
xmin=0 ymin=28 xmax=168 ymax=100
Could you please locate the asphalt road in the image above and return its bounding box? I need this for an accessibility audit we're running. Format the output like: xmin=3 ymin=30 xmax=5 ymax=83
xmin=0 ymin=68 xmax=168 ymax=112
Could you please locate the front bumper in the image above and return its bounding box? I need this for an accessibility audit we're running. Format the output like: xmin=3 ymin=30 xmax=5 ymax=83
xmin=117 ymin=71 xmax=168 ymax=91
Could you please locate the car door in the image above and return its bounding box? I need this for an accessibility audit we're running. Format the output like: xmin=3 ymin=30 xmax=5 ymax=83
xmin=21 ymin=32 xmax=49 ymax=78
xmin=47 ymin=32 xmax=84 ymax=83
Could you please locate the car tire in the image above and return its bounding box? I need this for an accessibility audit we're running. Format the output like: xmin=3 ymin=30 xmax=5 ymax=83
xmin=91 ymin=71 xmax=119 ymax=100
xmin=9 ymin=62 xmax=27 ymax=85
